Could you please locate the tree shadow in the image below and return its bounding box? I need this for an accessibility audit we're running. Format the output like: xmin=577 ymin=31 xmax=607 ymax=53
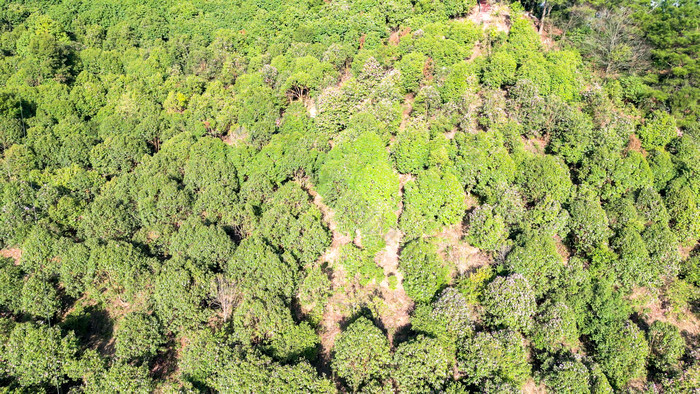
xmin=63 ymin=304 xmax=114 ymax=357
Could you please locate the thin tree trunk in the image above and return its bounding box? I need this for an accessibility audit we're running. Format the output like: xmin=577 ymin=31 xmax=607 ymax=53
xmin=539 ymin=3 xmax=550 ymax=34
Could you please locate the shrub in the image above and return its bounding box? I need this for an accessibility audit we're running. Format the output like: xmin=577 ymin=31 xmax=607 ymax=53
xmin=482 ymin=274 xmax=536 ymax=332
xmin=665 ymin=182 xmax=700 ymax=246
xmin=531 ymin=301 xmax=579 ymax=352
xmin=411 ymin=288 xmax=475 ymax=349
xmin=392 ymin=335 xmax=452 ymax=392
xmin=466 ymin=204 xmax=508 ymax=252
xmin=453 ymin=131 xmax=516 ymax=198
xmin=541 ymin=357 xmax=594 ymax=394
xmin=524 ymin=196 xmax=570 ymax=237
xmin=516 ymin=55 xmax=551 ymax=95
xmin=393 ymin=123 xmax=430 ymax=174
xmin=594 ymin=321 xmax=650 ymax=390
xmin=648 ymin=321 xmax=685 ymax=374
xmin=504 ymin=233 xmax=563 ymax=298
xmin=84 ymin=362 xmax=153 ymax=394
xmin=611 ymin=226 xmax=655 ymax=288
xmin=638 ymin=111 xmax=677 ymax=150
xmin=114 ymin=313 xmax=165 ymax=362
xmin=458 ymin=330 xmax=530 ymax=386
xmin=517 ymin=154 xmax=573 ymax=204
xmin=482 ymin=51 xmax=517 ymax=87
xmin=400 ymin=167 xmax=465 ymax=240
xmin=332 ymin=317 xmax=391 ymax=391
xmin=568 ymin=189 xmax=612 ymax=254
xmin=400 ymin=239 xmax=448 ymax=303
xmin=2 ymin=323 xmax=78 ymax=388
xmin=398 ymin=52 xmax=427 ymax=93
xmin=20 ymin=274 xmax=61 ymax=319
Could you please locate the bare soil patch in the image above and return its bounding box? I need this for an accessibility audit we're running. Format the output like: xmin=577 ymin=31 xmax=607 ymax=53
xmin=554 ymin=235 xmax=571 ymax=262
xmin=435 ymin=222 xmax=492 ymax=279
xmin=374 ymin=173 xmax=414 ymax=345
xmin=299 ymin=179 xmax=356 ymax=368
xmin=628 ymin=287 xmax=700 ymax=337
xmin=522 ymin=135 xmax=549 ymax=155
xmin=522 ymin=378 xmax=547 ymax=394
xmin=0 ymin=248 xmax=21 ymax=265
xmin=398 ymin=94 xmax=415 ymax=132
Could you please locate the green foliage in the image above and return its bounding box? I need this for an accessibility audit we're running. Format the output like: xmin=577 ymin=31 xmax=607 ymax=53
xmin=546 ymin=50 xmax=583 ymax=102
xmin=665 ymin=181 xmax=700 ymax=245
xmin=178 ymin=329 xmax=234 ymax=387
xmin=457 ymin=265 xmax=495 ymax=304
xmin=482 ymin=274 xmax=536 ymax=332
xmin=393 ymin=123 xmax=430 ymax=174
xmin=318 ymin=131 xmax=399 ymax=250
xmin=458 ymin=330 xmax=530 ymax=386
xmin=0 ymin=0 xmax=692 ymax=390
xmin=642 ymin=221 xmax=681 ymax=275
xmin=227 ymin=236 xmax=297 ymax=300
xmin=332 ymin=317 xmax=391 ymax=391
xmin=541 ymin=357 xmax=594 ymax=394
xmin=506 ymin=17 xmax=542 ymax=64
xmin=398 ymin=52 xmax=427 ymax=94
xmin=453 ymin=130 xmax=516 ymax=198
xmin=114 ymin=312 xmax=164 ymax=362
xmin=466 ymin=204 xmax=508 ymax=252
xmin=83 ymin=362 xmax=153 ymax=394
xmin=1 ymin=323 xmax=77 ymax=388
xmin=259 ymin=182 xmax=330 ymax=266
xmin=392 ymin=335 xmax=452 ymax=393
xmin=0 ymin=258 xmax=22 ymax=313
xmin=169 ymin=216 xmax=235 ymax=269
xmin=531 ymin=301 xmax=579 ymax=352
xmin=524 ymin=196 xmax=570 ymax=237
xmin=638 ymin=110 xmax=677 ymax=150
xmin=411 ymin=288 xmax=475 ymax=349
xmin=504 ymin=232 xmax=563 ymax=297
xmin=399 ymin=239 xmax=448 ymax=303
xmin=297 ymin=264 xmax=332 ymax=326
xmin=517 ymin=55 xmax=551 ymax=95
xmin=593 ymin=321 xmax=650 ymax=389
xmin=400 ymin=167 xmax=465 ymax=240
xmin=20 ymin=273 xmax=60 ymax=319
xmin=517 ymin=154 xmax=572 ymax=204
xmin=153 ymin=258 xmax=209 ymax=333
xmin=339 ymin=244 xmax=384 ymax=287
xmin=482 ymin=50 xmax=517 ymax=87
xmin=439 ymin=61 xmax=478 ymax=103
xmin=610 ymin=226 xmax=656 ymax=288
xmin=648 ymin=321 xmax=685 ymax=374
xmin=568 ymin=189 xmax=612 ymax=254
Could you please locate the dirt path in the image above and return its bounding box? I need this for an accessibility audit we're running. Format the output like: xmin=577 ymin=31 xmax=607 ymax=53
xmin=374 ymin=174 xmax=414 ymax=345
xmin=397 ymin=94 xmax=414 ymax=132
xmin=299 ymin=180 xmax=353 ymax=368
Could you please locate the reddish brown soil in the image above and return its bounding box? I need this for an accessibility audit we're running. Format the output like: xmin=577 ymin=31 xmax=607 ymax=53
xmin=0 ymin=248 xmax=21 ymax=265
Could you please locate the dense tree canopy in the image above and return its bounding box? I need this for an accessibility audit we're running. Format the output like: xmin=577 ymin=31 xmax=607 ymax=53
xmin=0 ymin=0 xmax=697 ymax=392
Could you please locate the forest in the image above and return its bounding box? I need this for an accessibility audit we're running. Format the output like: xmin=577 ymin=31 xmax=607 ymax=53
xmin=0 ymin=0 xmax=698 ymax=392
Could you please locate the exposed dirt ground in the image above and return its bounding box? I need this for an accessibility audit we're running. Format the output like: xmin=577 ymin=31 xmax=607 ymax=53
xmin=628 ymin=287 xmax=700 ymax=337
xmin=436 ymin=222 xmax=492 ymax=280
xmin=374 ymin=174 xmax=415 ymax=346
xmin=0 ymin=248 xmax=21 ymax=265
xmin=464 ymin=4 xmax=512 ymax=34
xmin=522 ymin=378 xmax=547 ymax=394
xmin=299 ymin=180 xmax=353 ymax=365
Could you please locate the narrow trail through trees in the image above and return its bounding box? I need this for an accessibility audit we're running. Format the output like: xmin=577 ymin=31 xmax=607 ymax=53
xmin=299 ymin=179 xmax=352 ymax=370
xmin=301 ymin=171 xmax=418 ymax=370
xmin=374 ymin=174 xmax=414 ymax=345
